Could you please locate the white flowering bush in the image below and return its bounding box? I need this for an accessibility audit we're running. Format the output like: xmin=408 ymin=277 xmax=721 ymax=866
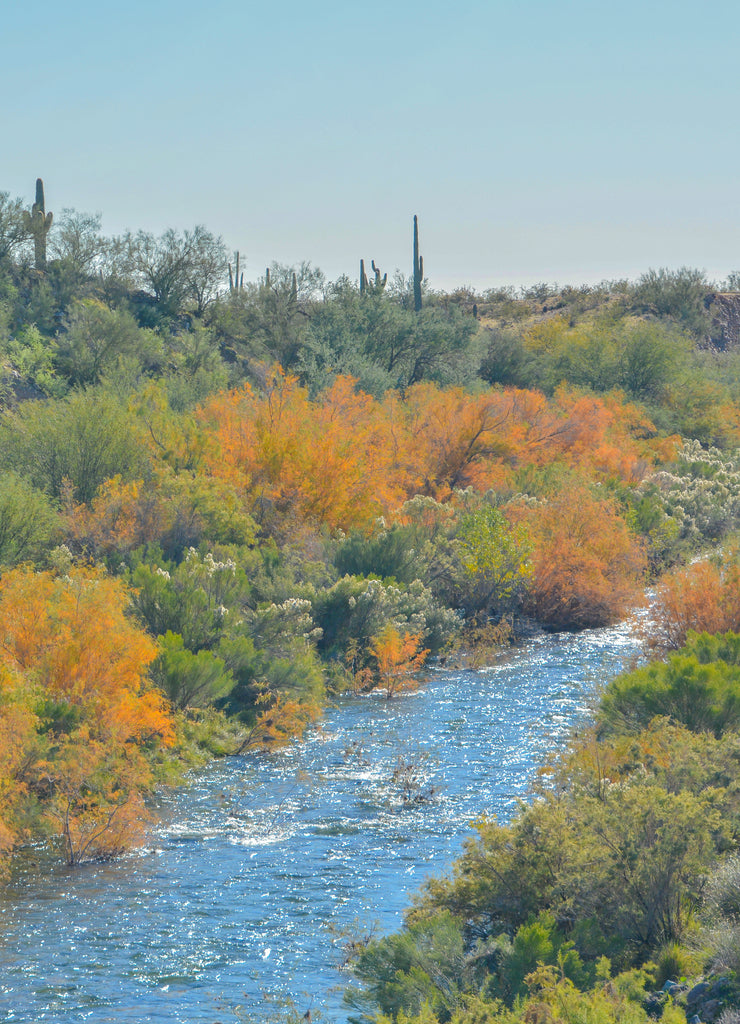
xmin=309 ymin=574 xmax=461 ymax=661
xmin=634 ymin=441 xmax=740 ymax=567
xmin=130 ymin=548 xmax=248 ymax=651
xmin=245 ymin=596 xmax=323 ymax=658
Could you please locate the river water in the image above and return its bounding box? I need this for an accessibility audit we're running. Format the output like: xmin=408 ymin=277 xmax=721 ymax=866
xmin=0 ymin=621 xmax=642 ymax=1024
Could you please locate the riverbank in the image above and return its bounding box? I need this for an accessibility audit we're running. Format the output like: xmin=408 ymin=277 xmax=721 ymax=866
xmin=347 ymin=622 xmax=740 ymax=1024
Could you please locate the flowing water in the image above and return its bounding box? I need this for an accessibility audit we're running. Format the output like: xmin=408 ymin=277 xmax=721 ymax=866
xmin=0 ymin=621 xmax=642 ymax=1024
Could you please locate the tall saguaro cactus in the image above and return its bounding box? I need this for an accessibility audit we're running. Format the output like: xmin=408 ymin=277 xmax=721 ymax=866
xmin=413 ymin=214 xmax=423 ymax=312
xmin=23 ymin=178 xmax=53 ymax=270
xmin=228 ymin=251 xmax=244 ymax=293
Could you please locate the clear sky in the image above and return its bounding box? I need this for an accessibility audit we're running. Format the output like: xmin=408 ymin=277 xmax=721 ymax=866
xmin=4 ymin=0 xmax=740 ymax=291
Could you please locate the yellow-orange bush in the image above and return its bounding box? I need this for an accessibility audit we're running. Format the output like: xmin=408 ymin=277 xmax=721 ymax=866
xmin=0 ymin=567 xmax=174 ymax=866
xmin=645 ymin=555 xmax=740 ymax=652
xmin=197 ymin=371 xmax=671 ymax=537
xmin=520 ymin=486 xmax=647 ymax=629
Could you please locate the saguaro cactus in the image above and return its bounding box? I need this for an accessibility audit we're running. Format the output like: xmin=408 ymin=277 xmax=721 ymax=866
xmin=371 ymin=260 xmax=387 ymax=291
xmin=228 ymin=251 xmax=244 ymax=293
xmin=413 ymin=214 xmax=423 ymax=312
xmin=360 ymin=259 xmax=387 ymax=296
xmin=23 ymin=178 xmax=53 ymax=270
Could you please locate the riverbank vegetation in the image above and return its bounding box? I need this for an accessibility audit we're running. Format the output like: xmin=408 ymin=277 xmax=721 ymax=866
xmin=344 ymin=600 xmax=740 ymax=1022
xmin=3 ymin=182 xmax=740 ymax=1024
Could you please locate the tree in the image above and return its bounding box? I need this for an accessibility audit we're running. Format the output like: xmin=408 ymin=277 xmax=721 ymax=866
xmin=456 ymin=505 xmax=533 ymax=616
xmin=0 ymin=389 xmax=149 ymax=504
xmin=49 ymin=208 xmax=105 ymax=274
xmin=183 ymin=224 xmax=229 ymax=315
xmin=123 ymin=225 xmax=228 ymax=322
xmin=0 ymin=192 xmax=29 ymax=265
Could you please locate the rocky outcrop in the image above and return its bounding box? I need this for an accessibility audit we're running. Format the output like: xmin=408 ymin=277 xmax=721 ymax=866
xmin=704 ymin=293 xmax=740 ymax=350
xmin=648 ymin=975 xmax=738 ymax=1022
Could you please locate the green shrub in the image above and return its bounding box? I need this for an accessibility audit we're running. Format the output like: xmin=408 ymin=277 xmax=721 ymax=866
xmin=599 ymin=635 xmax=740 ymax=738
xmin=151 ymin=631 xmax=234 ymax=710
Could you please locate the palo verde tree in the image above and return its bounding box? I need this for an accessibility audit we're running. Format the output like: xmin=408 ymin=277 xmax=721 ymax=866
xmin=119 ymin=225 xmax=228 ymax=323
xmin=0 ymin=191 xmax=29 ymax=265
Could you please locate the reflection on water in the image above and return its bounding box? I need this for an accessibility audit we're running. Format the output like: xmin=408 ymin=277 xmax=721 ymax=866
xmin=0 ymin=621 xmax=641 ymax=1023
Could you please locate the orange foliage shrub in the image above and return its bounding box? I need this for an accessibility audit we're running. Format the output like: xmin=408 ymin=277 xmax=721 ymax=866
xmin=199 ymin=370 xmax=405 ymax=532
xmin=0 ymin=567 xmax=174 ymax=864
xmin=388 ymin=384 xmax=516 ymax=498
xmin=0 ymin=567 xmax=171 ymax=744
xmin=547 ymin=387 xmax=677 ymax=483
xmin=520 ymin=486 xmax=647 ymax=629
xmin=0 ymin=667 xmax=38 ymax=869
xmin=234 ymin=691 xmax=322 ymax=754
xmin=197 ymin=372 xmax=671 ymax=538
xmin=368 ymin=625 xmax=429 ymax=699
xmin=645 ymin=557 xmax=740 ymax=652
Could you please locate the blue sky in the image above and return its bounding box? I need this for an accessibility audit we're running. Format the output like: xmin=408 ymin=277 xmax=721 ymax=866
xmin=4 ymin=0 xmax=740 ymax=290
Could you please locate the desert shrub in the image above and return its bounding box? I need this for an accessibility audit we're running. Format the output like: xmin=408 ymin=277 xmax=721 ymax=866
xmin=310 ymin=575 xmax=460 ymax=660
xmin=630 ymin=266 xmax=711 ymax=337
xmin=0 ymin=471 xmax=60 ymax=566
xmin=334 ymin=522 xmax=426 ymax=584
xmin=599 ymin=642 xmax=740 ymax=738
xmin=347 ymin=912 xmax=468 ymax=1023
xmin=0 ymin=389 xmax=149 ymax=504
xmin=455 ymin=504 xmax=533 ymax=617
xmin=217 ymin=633 xmax=325 ymax=727
xmin=151 ymin=631 xmax=234 ymax=710
xmin=645 ymin=557 xmax=740 ymax=652
xmin=521 ymin=485 xmax=646 ymax=629
xmin=130 ymin=548 xmax=247 ymax=652
xmin=637 ymin=442 xmax=740 ymax=557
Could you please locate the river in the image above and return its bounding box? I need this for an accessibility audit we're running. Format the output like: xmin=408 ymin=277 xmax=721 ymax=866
xmin=0 ymin=620 xmax=642 ymax=1024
